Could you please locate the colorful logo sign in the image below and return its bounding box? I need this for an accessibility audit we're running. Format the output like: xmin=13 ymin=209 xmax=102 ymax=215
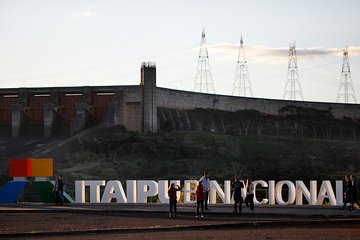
xmin=0 ymin=159 xmax=73 ymax=203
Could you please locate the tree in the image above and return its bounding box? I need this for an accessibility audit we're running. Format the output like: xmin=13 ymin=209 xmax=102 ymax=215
xmin=237 ymin=109 xmax=263 ymax=137
xmin=279 ymin=106 xmax=335 ymax=140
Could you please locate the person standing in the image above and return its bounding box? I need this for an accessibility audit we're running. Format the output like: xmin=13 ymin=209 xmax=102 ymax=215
xmin=351 ymin=175 xmax=360 ymax=208
xmin=195 ymin=180 xmax=205 ymax=218
xmin=57 ymin=175 xmax=64 ymax=206
xmin=340 ymin=175 xmax=353 ymax=211
xmin=168 ymin=183 xmax=182 ymax=218
xmin=52 ymin=176 xmax=59 ymax=205
xmin=245 ymin=178 xmax=255 ymax=213
xmin=200 ymin=171 xmax=210 ymax=210
xmin=231 ymin=175 xmax=244 ymax=214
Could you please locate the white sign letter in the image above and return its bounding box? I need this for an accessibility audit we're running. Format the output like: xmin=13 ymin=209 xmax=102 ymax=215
xmin=75 ymin=180 xmax=85 ymax=203
xmin=253 ymin=180 xmax=268 ymax=205
xmin=184 ymin=180 xmax=198 ymax=204
xmin=276 ymin=181 xmax=296 ymax=205
xmin=126 ymin=180 xmax=137 ymax=203
xmin=268 ymin=180 xmax=275 ymax=205
xmin=101 ymin=180 xmax=127 ymax=203
xmin=336 ymin=180 xmax=343 ymax=206
xmin=137 ymin=180 xmax=159 ymax=203
xmin=295 ymin=181 xmax=317 ymax=205
xmin=85 ymin=180 xmax=106 ymax=203
xmin=317 ymin=181 xmax=336 ymax=205
xmin=209 ymin=180 xmax=231 ymax=204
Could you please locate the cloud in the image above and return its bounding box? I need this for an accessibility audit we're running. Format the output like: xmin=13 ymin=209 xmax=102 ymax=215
xmin=329 ymin=46 xmax=360 ymax=57
xmin=198 ymin=43 xmax=360 ymax=64
xmin=73 ymin=6 xmax=98 ymax=18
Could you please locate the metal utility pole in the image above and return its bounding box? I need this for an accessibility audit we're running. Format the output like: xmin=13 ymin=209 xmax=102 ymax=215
xmin=193 ymin=27 xmax=215 ymax=94
xmin=337 ymin=47 xmax=357 ymax=103
xmin=283 ymin=42 xmax=304 ymax=101
xmin=232 ymin=35 xmax=253 ymax=97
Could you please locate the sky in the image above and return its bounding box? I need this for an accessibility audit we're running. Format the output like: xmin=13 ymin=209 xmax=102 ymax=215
xmin=0 ymin=0 xmax=360 ymax=103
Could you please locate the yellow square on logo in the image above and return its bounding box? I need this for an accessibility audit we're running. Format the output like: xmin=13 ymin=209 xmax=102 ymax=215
xmin=30 ymin=158 xmax=53 ymax=177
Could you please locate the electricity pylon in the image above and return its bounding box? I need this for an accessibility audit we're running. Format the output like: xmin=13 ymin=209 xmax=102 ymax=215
xmin=232 ymin=35 xmax=253 ymax=97
xmin=283 ymin=41 xmax=304 ymax=101
xmin=193 ymin=27 xmax=216 ymax=94
xmin=336 ymin=47 xmax=357 ymax=103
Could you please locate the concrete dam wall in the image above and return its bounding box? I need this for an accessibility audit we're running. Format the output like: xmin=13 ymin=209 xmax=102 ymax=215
xmin=156 ymin=88 xmax=360 ymax=119
xmin=0 ymin=63 xmax=359 ymax=139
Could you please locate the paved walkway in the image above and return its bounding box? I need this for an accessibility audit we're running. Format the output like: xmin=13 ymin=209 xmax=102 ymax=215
xmin=0 ymin=203 xmax=359 ymax=238
xmin=0 ymin=203 xmax=359 ymax=216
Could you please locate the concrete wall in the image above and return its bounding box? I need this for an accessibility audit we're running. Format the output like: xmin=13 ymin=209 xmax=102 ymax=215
xmin=0 ymin=85 xmax=144 ymax=138
xmin=70 ymin=102 xmax=93 ymax=136
xmin=156 ymin=87 xmax=360 ymax=119
xmin=43 ymin=103 xmax=60 ymax=138
xmin=1 ymin=64 xmax=360 ymax=139
xmin=122 ymin=86 xmax=142 ymax=132
xmin=124 ymin=102 xmax=142 ymax=131
xmin=11 ymin=107 xmax=28 ymax=138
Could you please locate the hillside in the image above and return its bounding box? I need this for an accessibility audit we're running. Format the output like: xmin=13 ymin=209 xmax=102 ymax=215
xmin=1 ymin=105 xmax=360 ymax=190
xmin=39 ymin=126 xmax=360 ymax=185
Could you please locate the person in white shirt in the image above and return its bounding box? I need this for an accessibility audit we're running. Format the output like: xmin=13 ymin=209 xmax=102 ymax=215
xmin=245 ymin=178 xmax=255 ymax=212
xmin=200 ymin=171 xmax=211 ymax=210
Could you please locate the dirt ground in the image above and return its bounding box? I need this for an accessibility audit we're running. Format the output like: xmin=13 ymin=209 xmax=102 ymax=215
xmin=19 ymin=225 xmax=360 ymax=240
xmin=1 ymin=210 xmax=359 ymax=240
xmin=0 ymin=211 xmax=303 ymax=234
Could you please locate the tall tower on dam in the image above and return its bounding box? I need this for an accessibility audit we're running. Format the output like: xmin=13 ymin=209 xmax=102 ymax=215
xmin=336 ymin=47 xmax=357 ymax=104
xmin=193 ymin=27 xmax=216 ymax=94
xmin=141 ymin=62 xmax=157 ymax=132
xmin=232 ymin=35 xmax=253 ymax=97
xmin=283 ymin=42 xmax=304 ymax=101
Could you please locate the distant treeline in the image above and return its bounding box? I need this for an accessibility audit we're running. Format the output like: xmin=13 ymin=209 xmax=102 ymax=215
xmin=158 ymin=106 xmax=360 ymax=141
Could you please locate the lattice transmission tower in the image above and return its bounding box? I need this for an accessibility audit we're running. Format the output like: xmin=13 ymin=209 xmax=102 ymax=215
xmin=232 ymin=35 xmax=253 ymax=97
xmin=193 ymin=27 xmax=215 ymax=94
xmin=283 ymin=42 xmax=304 ymax=101
xmin=336 ymin=47 xmax=357 ymax=103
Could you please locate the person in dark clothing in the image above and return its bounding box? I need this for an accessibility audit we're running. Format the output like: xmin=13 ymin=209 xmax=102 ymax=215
xmin=52 ymin=176 xmax=59 ymax=205
xmin=340 ymin=175 xmax=353 ymax=211
xmin=231 ymin=175 xmax=244 ymax=214
xmin=351 ymin=175 xmax=360 ymax=208
xmin=168 ymin=183 xmax=182 ymax=218
xmin=55 ymin=175 xmax=64 ymax=206
xmin=195 ymin=180 xmax=205 ymax=218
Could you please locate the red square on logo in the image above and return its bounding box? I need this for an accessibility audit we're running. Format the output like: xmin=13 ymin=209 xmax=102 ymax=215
xmin=9 ymin=159 xmax=31 ymax=177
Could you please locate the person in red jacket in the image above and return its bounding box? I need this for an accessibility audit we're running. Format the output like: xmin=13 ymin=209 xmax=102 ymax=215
xmin=168 ymin=183 xmax=182 ymax=218
xmin=195 ymin=180 xmax=205 ymax=218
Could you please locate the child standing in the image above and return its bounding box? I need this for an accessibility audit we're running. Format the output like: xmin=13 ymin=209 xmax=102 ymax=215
xmin=168 ymin=183 xmax=182 ymax=218
xmin=195 ymin=180 xmax=205 ymax=218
